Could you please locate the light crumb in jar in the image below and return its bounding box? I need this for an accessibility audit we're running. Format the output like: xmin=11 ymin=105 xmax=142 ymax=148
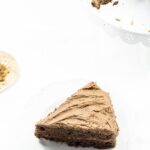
xmin=0 ymin=64 xmax=9 ymax=82
xmin=113 ymin=1 xmax=119 ymax=6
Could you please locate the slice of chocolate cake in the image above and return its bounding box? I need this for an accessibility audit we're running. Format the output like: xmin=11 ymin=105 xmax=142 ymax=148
xmin=91 ymin=0 xmax=112 ymax=9
xmin=35 ymin=82 xmax=119 ymax=149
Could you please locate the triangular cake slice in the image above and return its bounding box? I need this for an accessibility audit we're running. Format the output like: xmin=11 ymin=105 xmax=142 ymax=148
xmin=35 ymin=82 xmax=119 ymax=149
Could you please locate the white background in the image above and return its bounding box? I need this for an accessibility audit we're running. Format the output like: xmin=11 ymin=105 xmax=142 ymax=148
xmin=0 ymin=0 xmax=150 ymax=149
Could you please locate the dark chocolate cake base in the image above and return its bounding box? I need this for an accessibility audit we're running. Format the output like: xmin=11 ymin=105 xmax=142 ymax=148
xmin=41 ymin=137 xmax=115 ymax=149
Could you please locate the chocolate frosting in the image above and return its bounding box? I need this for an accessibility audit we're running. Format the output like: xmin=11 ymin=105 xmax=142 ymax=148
xmin=38 ymin=82 xmax=119 ymax=136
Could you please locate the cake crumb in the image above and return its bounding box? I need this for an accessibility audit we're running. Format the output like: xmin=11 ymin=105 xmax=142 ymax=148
xmin=113 ymin=1 xmax=119 ymax=6
xmin=115 ymin=18 xmax=121 ymax=22
xmin=91 ymin=0 xmax=101 ymax=9
xmin=91 ymin=0 xmax=112 ymax=9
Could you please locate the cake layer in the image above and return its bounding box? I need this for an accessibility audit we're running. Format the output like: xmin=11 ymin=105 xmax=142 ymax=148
xmin=35 ymin=124 xmax=115 ymax=141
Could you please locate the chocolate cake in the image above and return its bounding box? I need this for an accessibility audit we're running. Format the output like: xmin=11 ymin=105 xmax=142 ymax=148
xmin=91 ymin=0 xmax=112 ymax=9
xmin=35 ymin=82 xmax=119 ymax=149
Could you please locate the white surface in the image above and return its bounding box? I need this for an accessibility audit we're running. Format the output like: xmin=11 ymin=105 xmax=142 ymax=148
xmin=83 ymin=0 xmax=150 ymax=35
xmin=0 ymin=0 xmax=150 ymax=150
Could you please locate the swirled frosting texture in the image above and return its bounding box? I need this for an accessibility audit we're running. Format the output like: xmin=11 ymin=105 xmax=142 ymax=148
xmin=38 ymin=82 xmax=119 ymax=136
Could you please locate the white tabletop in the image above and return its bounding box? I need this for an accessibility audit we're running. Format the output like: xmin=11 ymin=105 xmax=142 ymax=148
xmin=0 ymin=0 xmax=150 ymax=149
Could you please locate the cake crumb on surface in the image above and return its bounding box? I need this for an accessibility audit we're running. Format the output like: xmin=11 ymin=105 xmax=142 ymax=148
xmin=131 ymin=19 xmax=134 ymax=26
xmin=115 ymin=18 xmax=121 ymax=21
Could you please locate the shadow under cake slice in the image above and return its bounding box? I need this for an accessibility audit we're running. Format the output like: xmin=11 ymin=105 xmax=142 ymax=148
xmin=35 ymin=82 xmax=119 ymax=149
